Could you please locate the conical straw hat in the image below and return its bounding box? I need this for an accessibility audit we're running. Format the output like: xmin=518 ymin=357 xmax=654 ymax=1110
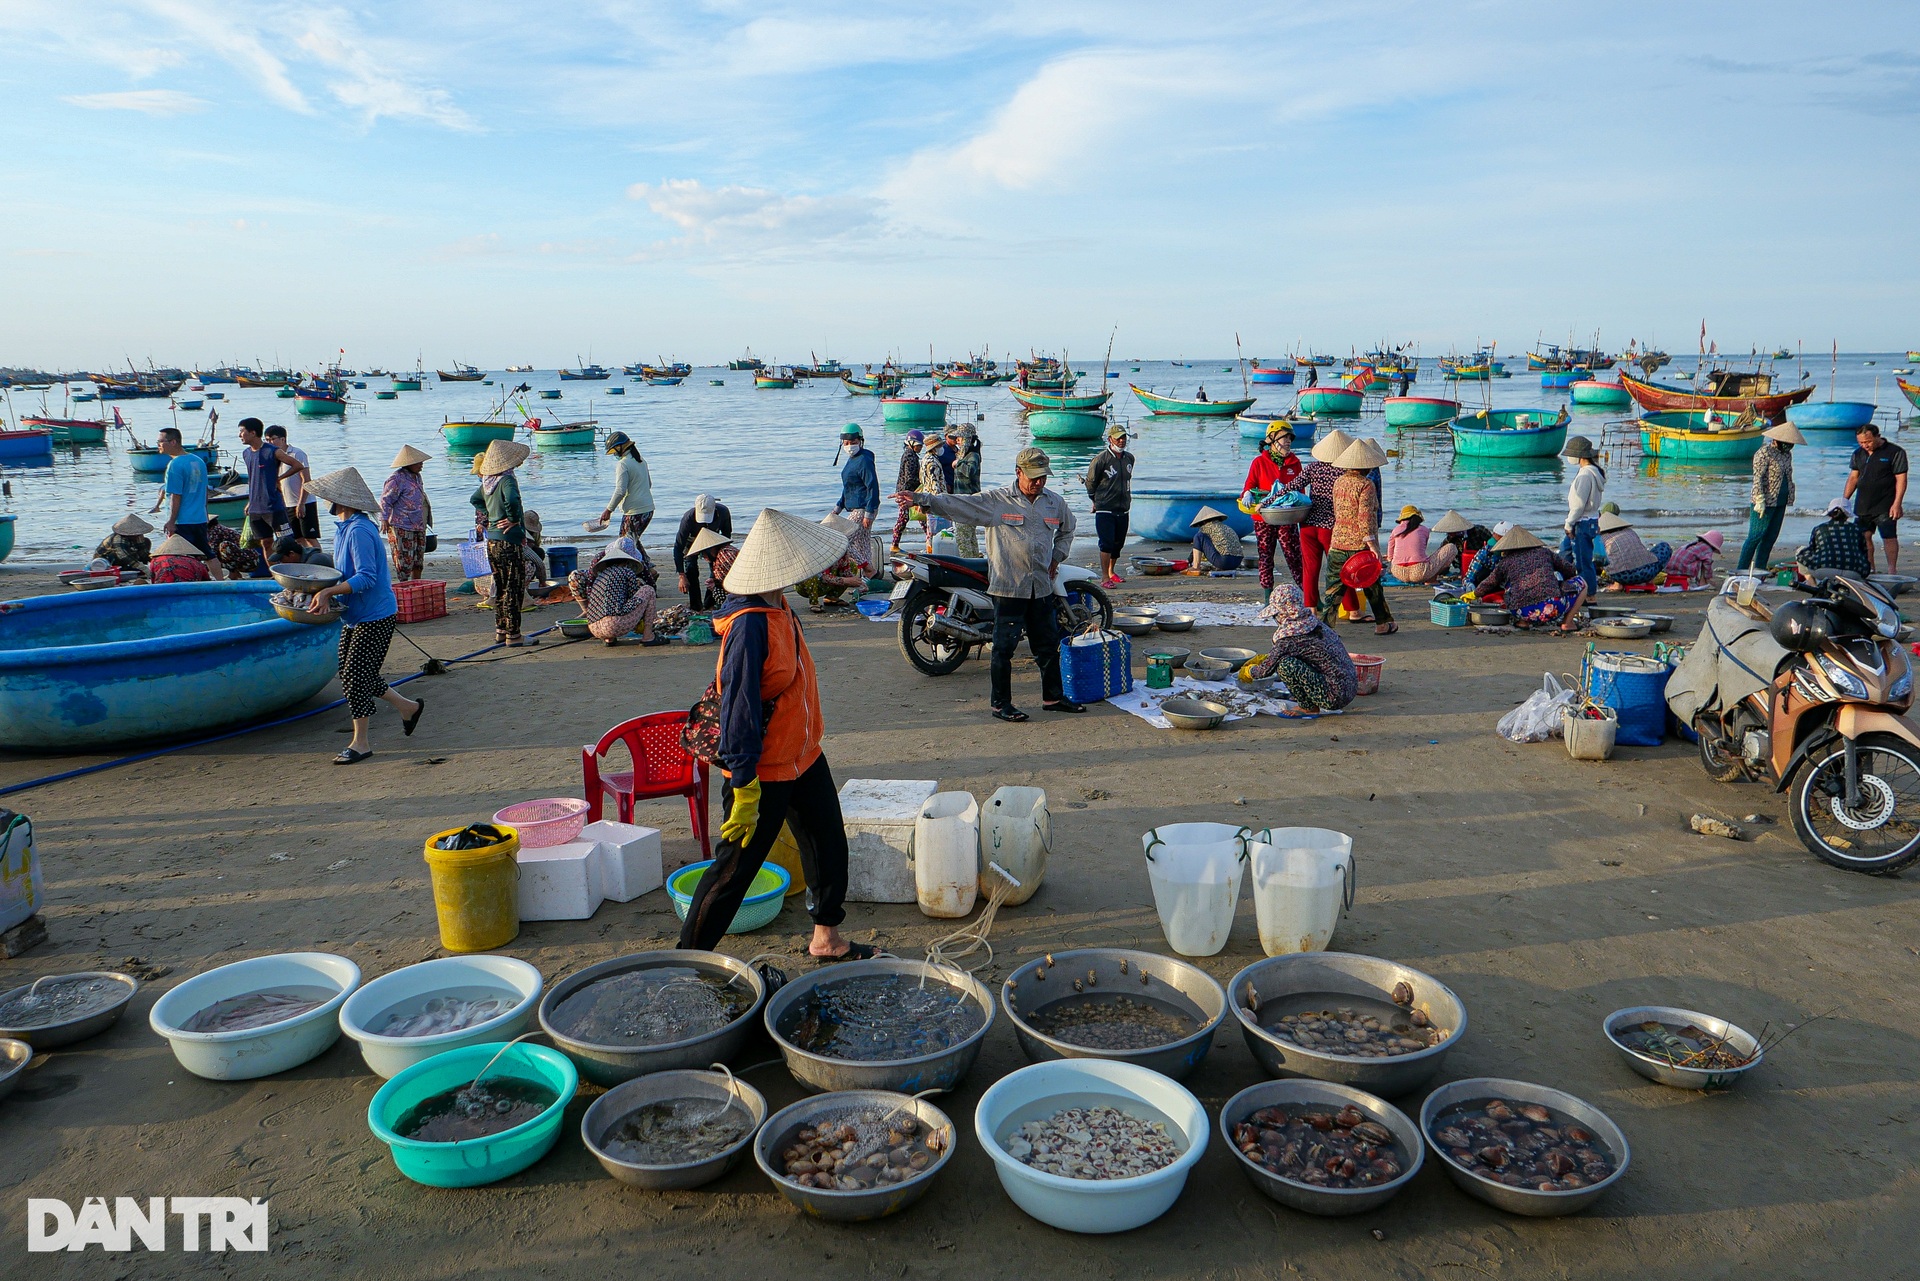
xmin=1494 ymin=525 xmax=1545 ymax=552
xmin=477 ymin=438 xmax=531 ymax=476
xmin=725 ymin=508 xmax=850 ymax=595
xmin=1309 ymin=428 xmax=1355 ymax=463
xmin=153 ymin=534 xmax=204 ymax=557
xmin=1431 ymin=509 xmax=1471 ymax=534
xmin=304 ymin=467 xmax=379 ymax=513
xmin=1333 ymin=437 xmax=1388 ymax=470
xmin=1597 ymin=511 xmax=1632 ymax=533
xmin=688 ymin=527 xmax=733 ymax=556
xmin=391 ymin=444 xmax=431 ymax=468
xmin=1190 ymin=505 xmax=1230 ymax=526
xmin=1762 ymin=423 xmax=1806 ymax=445
xmin=113 ymin=514 xmax=153 ymax=536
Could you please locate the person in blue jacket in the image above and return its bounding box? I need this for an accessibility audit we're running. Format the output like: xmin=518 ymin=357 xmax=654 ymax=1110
xmin=302 ymin=468 xmax=426 ymax=764
xmin=830 ymin=423 xmax=880 ymax=569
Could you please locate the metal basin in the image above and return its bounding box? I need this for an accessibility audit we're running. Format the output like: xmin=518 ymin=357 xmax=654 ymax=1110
xmin=1639 ymin=614 xmax=1675 ymax=633
xmin=1114 ymin=618 xmax=1157 ymax=637
xmin=1870 ymin=574 xmax=1917 ymax=598
xmin=0 ymin=971 xmax=140 ymax=1048
xmin=1419 ymin=1077 xmax=1630 ymax=1216
xmin=1199 ymin=646 xmax=1257 ymax=665
xmin=580 ymin=1068 xmax=768 ymax=1190
xmin=999 ymin=948 xmax=1227 ymax=1081
xmin=1186 ymin=656 xmax=1232 ymax=682
xmin=1591 ymin=618 xmax=1655 ymax=639
xmin=1219 ymin=1078 xmax=1424 ymax=1216
xmin=1586 ymin=601 xmax=1640 ymax=617
xmin=1113 ymin=607 xmax=1160 ymax=620
xmin=1467 ymin=606 xmax=1510 ymax=626
xmin=1156 ymin=615 xmax=1196 ymax=632
xmin=1161 ymin=697 xmax=1228 ymax=730
xmin=1602 ymin=1005 xmax=1763 ymax=1091
xmin=1228 ymin=952 xmax=1467 ymax=1096
xmin=753 ymin=1090 xmax=956 ymax=1221
xmin=537 ymin=951 xmax=766 ymax=1087
xmin=269 ymin=562 xmax=344 ymax=594
xmin=0 ymin=1039 xmax=31 ymax=1103
xmin=763 ymin=958 xmax=993 ymax=1095
xmin=1141 ymin=646 xmax=1189 ymax=668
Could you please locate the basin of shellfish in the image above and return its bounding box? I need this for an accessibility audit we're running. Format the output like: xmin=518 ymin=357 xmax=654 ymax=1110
xmin=1000 ymin=948 xmax=1227 ymax=1081
xmin=1219 ymin=1078 xmax=1424 ymax=1215
xmin=1419 ymin=1077 xmax=1630 ymax=1217
xmin=753 ymin=1090 xmax=956 ymax=1221
xmin=582 ymin=1068 xmax=768 ymax=1190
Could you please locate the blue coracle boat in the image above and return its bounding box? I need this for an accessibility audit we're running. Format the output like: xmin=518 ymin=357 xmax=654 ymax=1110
xmin=1785 ymin=401 xmax=1877 ymax=431
xmin=1128 ymin=489 xmax=1256 ymax=542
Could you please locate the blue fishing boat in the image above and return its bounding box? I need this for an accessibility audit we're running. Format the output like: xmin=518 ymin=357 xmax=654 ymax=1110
xmin=1450 ymin=408 xmax=1570 ymax=458
xmin=0 ymin=581 xmax=340 ymax=750
xmin=1129 ymin=490 xmax=1255 ymax=542
xmin=644 ymin=375 xmax=685 ymax=386
xmin=0 ymin=428 xmax=55 ymax=461
xmin=559 ymin=362 xmax=612 ymax=380
xmin=1249 ymin=364 xmax=1296 ymax=385
xmin=1539 ymin=369 xmax=1587 ymax=389
xmin=539 ymin=389 xmax=562 ymax=399
xmin=1010 ymin=385 xmax=1112 ymax=411
xmin=128 ymin=444 xmax=217 ymax=474
xmin=1785 ymin=400 xmax=1877 ymax=431
xmin=1234 ymin=412 xmax=1316 ymax=448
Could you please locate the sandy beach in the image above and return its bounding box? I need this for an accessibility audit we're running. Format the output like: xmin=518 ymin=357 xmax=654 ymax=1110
xmin=2 ymin=556 xmax=1916 ymax=1279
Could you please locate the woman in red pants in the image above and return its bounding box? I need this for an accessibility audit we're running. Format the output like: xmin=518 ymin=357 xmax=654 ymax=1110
xmin=1285 ymin=428 xmax=1353 ymax=609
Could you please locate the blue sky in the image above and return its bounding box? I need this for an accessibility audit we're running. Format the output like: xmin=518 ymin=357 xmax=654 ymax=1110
xmin=1 ymin=1 xmax=1914 ymax=369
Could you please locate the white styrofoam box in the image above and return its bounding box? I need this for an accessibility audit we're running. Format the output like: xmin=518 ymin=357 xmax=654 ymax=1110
xmin=839 ymin=779 xmax=938 ymax=904
xmin=516 ymin=840 xmax=604 ymax=921
xmin=0 ymin=813 xmax=42 ymax=934
xmin=579 ymin=820 xmax=663 ymax=902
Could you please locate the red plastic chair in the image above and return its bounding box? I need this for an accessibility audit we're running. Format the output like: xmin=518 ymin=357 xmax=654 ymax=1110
xmin=582 ymin=711 xmax=710 ymax=857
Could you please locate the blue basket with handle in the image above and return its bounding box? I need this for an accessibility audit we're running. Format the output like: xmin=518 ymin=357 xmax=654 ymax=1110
xmin=1582 ymin=647 xmax=1673 ymax=747
xmin=459 ymin=540 xmax=492 ymax=577
xmin=1060 ymin=628 xmax=1132 ymax=704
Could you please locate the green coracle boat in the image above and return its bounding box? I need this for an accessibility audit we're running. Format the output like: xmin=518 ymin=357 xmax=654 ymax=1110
xmin=532 ymin=421 xmax=597 ymax=448
xmin=1570 ymin=379 xmax=1631 ymax=406
xmin=440 ymin=421 xmax=518 ymax=448
xmin=935 ymin=374 xmax=994 ymax=388
xmin=754 ymin=372 xmax=797 ymax=389
xmin=392 ymin=377 xmax=422 ymax=391
xmin=1637 ymin=411 xmax=1765 ymax=462
xmin=1026 ymin=409 xmax=1107 ymax=440
xmin=1450 ymin=408 xmax=1570 ymax=458
xmin=1293 ymin=387 xmax=1365 ymax=415
xmin=1381 ymin=396 xmax=1459 ymax=427
xmin=1129 ymin=384 xmax=1254 ymax=416
xmin=1010 ymin=385 xmax=1113 ymax=411
xmin=881 ymin=396 xmax=948 ymax=427
xmin=376 ymin=390 xmax=398 ymax=400
xmin=206 ymin=492 xmax=248 ymax=524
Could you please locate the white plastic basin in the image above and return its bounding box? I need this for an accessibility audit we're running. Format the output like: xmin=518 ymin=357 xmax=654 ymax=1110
xmin=149 ymin=952 xmax=361 ymax=1080
xmin=974 ymin=1059 xmax=1209 ymax=1234
xmin=339 ymin=955 xmax=543 ymax=1078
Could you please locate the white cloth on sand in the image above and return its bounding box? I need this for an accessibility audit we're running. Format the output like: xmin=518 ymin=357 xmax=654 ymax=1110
xmin=1106 ymin=675 xmax=1334 ymax=728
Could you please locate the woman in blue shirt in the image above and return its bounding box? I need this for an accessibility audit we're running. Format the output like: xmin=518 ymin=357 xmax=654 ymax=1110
xmin=303 ymin=468 xmax=425 ymax=764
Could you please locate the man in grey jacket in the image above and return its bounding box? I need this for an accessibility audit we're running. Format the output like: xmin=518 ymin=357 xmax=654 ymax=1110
xmin=897 ymin=446 xmax=1084 ymax=722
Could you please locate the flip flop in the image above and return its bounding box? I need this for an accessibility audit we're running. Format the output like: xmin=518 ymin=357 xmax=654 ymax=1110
xmin=640 ymin=636 xmax=672 ymax=647
xmin=402 ymin=698 xmax=426 ymax=737
xmin=332 ymin=748 xmax=372 ymax=765
xmin=812 ymin=942 xmax=889 ymax=964
xmin=992 ymin=706 xmax=1030 ymax=723
xmin=1043 ymin=700 xmax=1087 ymax=713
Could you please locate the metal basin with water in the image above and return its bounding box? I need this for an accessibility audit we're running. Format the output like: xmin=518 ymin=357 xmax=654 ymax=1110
xmin=0 ymin=972 xmax=140 ymax=1048
xmin=763 ymin=958 xmax=993 ymax=1095
xmin=1602 ymin=1004 xmax=1763 ymax=1091
xmin=999 ymin=948 xmax=1226 ymax=1081
xmin=538 ymin=951 xmax=766 ymax=1087
xmin=0 ymin=1039 xmax=32 ymax=1103
xmin=581 ymin=1068 xmax=768 ymax=1190
xmin=1228 ymin=952 xmax=1467 ymax=1096
xmin=1219 ymin=1078 xmax=1424 ymax=1215
xmin=1419 ymin=1077 xmax=1630 ymax=1216
xmin=753 ymin=1090 xmax=956 ymax=1221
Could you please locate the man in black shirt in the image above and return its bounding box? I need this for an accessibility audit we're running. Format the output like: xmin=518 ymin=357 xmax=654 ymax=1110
xmin=1081 ymin=423 xmax=1135 ymax=588
xmin=1845 ymin=424 xmax=1908 ymax=572
xmin=672 ymin=493 xmax=733 ymax=609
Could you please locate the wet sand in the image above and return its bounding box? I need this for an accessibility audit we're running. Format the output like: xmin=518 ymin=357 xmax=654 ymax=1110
xmin=1 ymin=555 xmax=1915 ymax=1278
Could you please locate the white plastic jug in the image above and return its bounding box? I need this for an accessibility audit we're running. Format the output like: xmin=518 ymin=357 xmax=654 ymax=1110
xmin=1141 ymin=823 xmax=1249 ymax=957
xmin=912 ymin=791 xmax=980 ymax=919
xmin=980 ymin=786 xmax=1049 ymax=905
xmin=1249 ymin=828 xmax=1355 ymax=957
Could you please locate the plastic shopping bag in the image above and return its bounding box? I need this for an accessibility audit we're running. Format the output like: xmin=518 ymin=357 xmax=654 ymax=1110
xmin=1496 ymin=672 xmax=1575 ymax=743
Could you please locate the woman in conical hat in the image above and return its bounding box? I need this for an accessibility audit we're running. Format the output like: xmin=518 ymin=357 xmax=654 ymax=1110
xmin=381 ymin=444 xmax=434 ymax=582
xmin=1467 ymin=525 xmax=1591 ymax=633
xmin=470 ymin=439 xmax=534 ymax=645
xmin=679 ymin=510 xmax=881 ymax=964
xmin=1285 ymin=428 xmax=1357 ymax=610
xmin=1321 ymin=438 xmax=1395 ymax=634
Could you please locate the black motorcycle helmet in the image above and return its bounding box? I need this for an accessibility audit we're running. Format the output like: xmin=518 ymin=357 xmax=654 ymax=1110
xmin=1770 ymin=599 xmax=1835 ymax=651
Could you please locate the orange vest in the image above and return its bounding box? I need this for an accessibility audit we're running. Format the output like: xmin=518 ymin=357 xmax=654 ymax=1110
xmin=712 ymin=603 xmax=824 ymax=783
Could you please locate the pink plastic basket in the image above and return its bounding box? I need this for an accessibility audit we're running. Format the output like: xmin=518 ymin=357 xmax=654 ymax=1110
xmin=492 ymin=797 xmax=590 ymax=848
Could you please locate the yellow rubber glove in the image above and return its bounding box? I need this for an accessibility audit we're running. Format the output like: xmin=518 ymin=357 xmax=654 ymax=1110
xmin=1460 ymin=590 xmax=1476 ymax=602
xmin=721 ymin=779 xmax=762 ymax=845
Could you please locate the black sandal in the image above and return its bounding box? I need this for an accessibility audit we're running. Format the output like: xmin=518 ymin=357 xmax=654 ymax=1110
xmin=992 ymin=706 xmax=1030 ymax=723
xmin=1043 ymin=700 xmax=1086 ymax=713
xmin=402 ymin=698 xmax=426 ymax=737
xmin=333 ymin=748 xmax=372 ymax=765
xmin=812 ymin=941 xmax=889 ymax=964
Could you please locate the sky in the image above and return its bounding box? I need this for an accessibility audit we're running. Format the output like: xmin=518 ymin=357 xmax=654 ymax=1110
xmin=0 ymin=0 xmax=1915 ymax=369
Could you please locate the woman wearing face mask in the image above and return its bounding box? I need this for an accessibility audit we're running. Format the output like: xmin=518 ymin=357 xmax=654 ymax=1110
xmin=1242 ymin=422 xmax=1304 ymax=589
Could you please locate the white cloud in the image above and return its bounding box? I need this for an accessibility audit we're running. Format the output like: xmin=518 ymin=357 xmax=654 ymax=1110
xmin=626 ymin=178 xmax=882 ymax=257
xmin=62 ymin=88 xmax=207 ymax=115
xmin=295 ymin=15 xmax=478 ymax=131
xmin=140 ymin=0 xmax=310 ymax=113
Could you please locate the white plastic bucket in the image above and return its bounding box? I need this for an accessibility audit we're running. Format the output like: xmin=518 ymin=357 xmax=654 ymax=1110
xmin=1141 ymin=823 xmax=1249 ymax=957
xmin=1248 ymin=828 xmax=1355 ymax=957
xmin=981 ymin=786 xmax=1050 ymax=905
xmin=913 ymin=791 xmax=981 ymax=919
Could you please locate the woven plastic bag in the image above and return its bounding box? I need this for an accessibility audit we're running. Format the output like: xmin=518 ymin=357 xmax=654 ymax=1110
xmin=1497 ymin=672 xmax=1575 ymax=743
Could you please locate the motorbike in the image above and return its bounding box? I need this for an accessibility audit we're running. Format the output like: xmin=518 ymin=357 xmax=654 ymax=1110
xmin=890 ymin=551 xmax=1114 ymax=676
xmin=1683 ymin=569 xmax=1920 ymax=874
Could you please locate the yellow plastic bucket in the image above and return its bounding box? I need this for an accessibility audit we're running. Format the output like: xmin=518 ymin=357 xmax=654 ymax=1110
xmin=423 ymin=826 xmax=521 ymax=952
xmin=769 ymin=821 xmax=808 ymax=896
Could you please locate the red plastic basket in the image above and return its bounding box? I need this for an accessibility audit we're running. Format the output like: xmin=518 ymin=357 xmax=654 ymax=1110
xmin=395 ymin=578 xmax=448 ymax=623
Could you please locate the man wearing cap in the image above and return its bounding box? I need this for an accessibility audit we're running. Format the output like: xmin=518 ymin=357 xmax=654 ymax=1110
xmin=1082 ymin=423 xmax=1135 ymax=588
xmin=1845 ymin=422 xmax=1907 ymax=573
xmin=1561 ymin=435 xmax=1605 ymax=590
xmin=948 ymin=424 xmax=983 ymax=557
xmin=674 ymin=494 xmax=734 ymax=610
xmin=600 ymin=430 xmax=655 ymax=537
xmin=380 ymin=444 xmax=433 ymax=581
xmin=152 ymin=426 xmax=210 ymax=553
xmin=95 ymin=514 xmax=154 ymax=571
xmin=898 ymin=446 xmax=1083 ymax=722
xmin=1739 ymin=423 xmax=1802 ymax=572
xmin=265 ymin=425 xmax=317 ymax=550
xmin=1797 ymin=496 xmax=1872 ymax=578
xmin=830 ymin=424 xmax=880 ymax=540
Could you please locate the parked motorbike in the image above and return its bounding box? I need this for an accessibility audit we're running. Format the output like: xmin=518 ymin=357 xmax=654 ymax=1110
xmin=1685 ymin=570 xmax=1920 ymax=874
xmin=891 ymin=551 xmax=1113 ymax=676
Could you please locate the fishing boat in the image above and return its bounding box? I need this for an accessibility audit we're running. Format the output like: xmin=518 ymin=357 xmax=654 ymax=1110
xmin=0 ymin=513 xmax=12 ymax=562
xmin=293 ymin=379 xmax=349 ymax=416
xmin=1129 ymin=490 xmax=1255 ymax=542
xmin=1785 ymin=400 xmax=1876 ymax=431
xmin=1450 ymin=408 xmax=1569 ymax=458
xmin=1527 ymin=344 xmax=1612 ymax=371
xmin=95 ymin=374 xmax=181 ymax=400
xmin=1570 ymin=379 xmax=1632 ymax=406
xmin=74 ymin=392 xmax=97 ymax=402
xmin=375 ymin=390 xmax=398 ymax=400
xmin=644 ymin=375 xmax=684 ymax=386
xmin=608 ymin=385 xmax=626 ymax=394
xmin=1772 ymin=349 xmax=1794 ymax=360
xmin=0 ymin=427 xmax=54 ymax=461
xmin=1009 ymin=385 xmax=1112 ymax=411
xmin=728 ymin=352 xmax=764 ymax=371
xmin=560 ymin=362 xmax=612 ymax=381
xmin=1899 ymin=378 xmax=1920 ymax=411
xmin=276 ymin=387 xmax=296 ymax=398
xmin=1249 ymin=364 xmax=1295 ymax=385
xmin=539 ymin=389 xmax=563 ymax=399
xmin=22 ymin=416 xmax=108 ymax=444
xmin=1638 ymin=411 xmax=1766 ymax=462
xmin=206 ymin=490 xmax=248 ymax=524
xmin=1540 ymin=369 xmax=1587 ymax=390
xmin=235 ymin=370 xmax=292 ymax=388
xmin=1026 ymin=409 xmax=1107 ymax=440
xmin=194 ymin=369 xmax=240 ymax=384
xmin=843 ymin=367 xmax=905 ymax=396
xmin=393 ymin=362 xmax=424 ymax=392
xmin=437 ymin=362 xmax=485 ymax=382
xmin=1129 ymin=385 xmax=1254 ymax=416
xmin=1295 ymin=354 xmax=1335 ymax=367
xmin=754 ymin=368 xmax=798 ymax=389
xmin=128 ymin=443 xmax=217 ymax=474
xmin=881 ymin=396 xmax=948 ymax=426
xmin=1443 ymin=364 xmax=1493 ymax=381
xmin=1382 ymin=396 xmax=1460 ymax=427
xmin=175 ymin=397 xmax=205 ymax=411
xmin=531 ymin=419 xmax=598 ymax=448
xmin=934 ymin=371 xmax=994 ymax=388
xmin=440 ymin=421 xmax=518 ymax=448
xmin=1235 ymin=412 xmax=1318 ymax=447
xmin=1619 ymin=369 xmax=1813 ymax=421
xmin=1293 ymin=386 xmax=1364 ymax=415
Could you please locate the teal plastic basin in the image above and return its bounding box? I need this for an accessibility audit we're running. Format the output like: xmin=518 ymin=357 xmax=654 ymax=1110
xmin=667 ymin=860 xmax=789 ymax=933
xmin=367 ymin=1041 xmax=579 ymax=1187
